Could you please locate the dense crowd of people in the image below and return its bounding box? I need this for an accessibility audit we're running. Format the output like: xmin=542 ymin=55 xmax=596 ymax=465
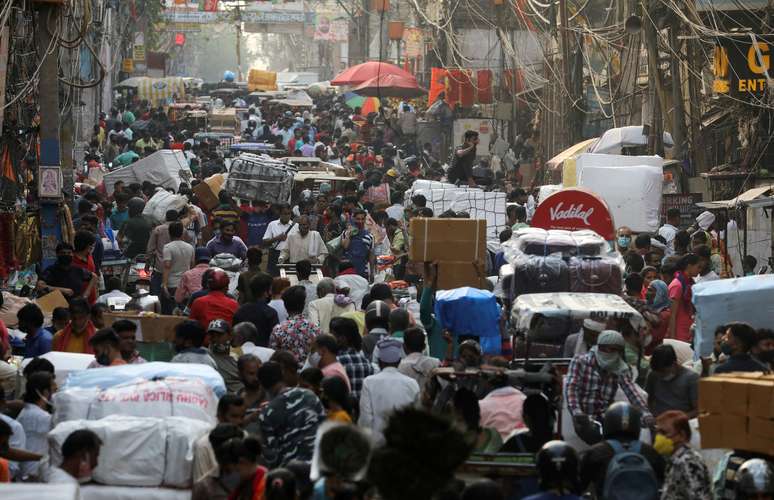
xmin=0 ymin=90 xmax=772 ymax=500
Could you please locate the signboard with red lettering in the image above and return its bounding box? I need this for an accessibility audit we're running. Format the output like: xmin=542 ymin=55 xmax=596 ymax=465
xmin=531 ymin=187 xmax=616 ymax=240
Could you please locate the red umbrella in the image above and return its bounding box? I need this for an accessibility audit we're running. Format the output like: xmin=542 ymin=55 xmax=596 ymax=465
xmin=352 ymin=73 xmax=427 ymax=98
xmin=330 ymin=61 xmax=415 ymax=86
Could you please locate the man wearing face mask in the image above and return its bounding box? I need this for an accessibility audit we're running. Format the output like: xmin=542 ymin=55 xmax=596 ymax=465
xmin=564 ymin=330 xmax=652 ymax=445
xmin=87 ymin=328 xmax=127 ymax=367
xmin=714 ymin=322 xmax=768 ymax=374
xmin=37 ymin=243 xmax=97 ymax=300
xmin=615 ymin=226 xmax=633 ymax=253
xmin=753 ymin=328 xmax=774 ymax=370
xmin=208 ymin=320 xmax=243 ymax=393
xmin=46 ymin=429 xmax=102 ymax=486
xmin=562 ymin=319 xmax=605 ymax=358
xmin=16 ymin=372 xmax=56 ymax=478
xmin=645 ymin=344 xmax=698 ymax=419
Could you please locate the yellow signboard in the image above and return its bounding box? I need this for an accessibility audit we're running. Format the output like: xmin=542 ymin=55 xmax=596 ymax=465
xmin=713 ymin=37 xmax=773 ymax=98
xmin=122 ymin=58 xmax=134 ymax=73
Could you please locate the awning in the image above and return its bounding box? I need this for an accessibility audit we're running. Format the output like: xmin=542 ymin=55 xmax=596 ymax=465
xmin=696 ymin=185 xmax=774 ymax=209
xmin=546 ymin=138 xmax=598 ymax=171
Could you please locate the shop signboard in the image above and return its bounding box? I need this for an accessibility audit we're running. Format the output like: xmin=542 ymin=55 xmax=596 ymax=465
xmin=713 ymin=35 xmax=774 ymax=99
xmin=531 ymin=187 xmax=616 ymax=240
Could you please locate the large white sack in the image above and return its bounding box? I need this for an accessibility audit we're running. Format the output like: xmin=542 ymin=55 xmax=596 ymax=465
xmin=54 ymin=377 xmax=217 ymax=426
xmin=142 ymin=190 xmax=189 ymax=225
xmin=49 ymin=415 xmax=211 ymax=488
xmin=53 ymin=386 xmax=100 ymax=425
xmin=49 ymin=416 xmax=166 ymax=487
xmin=81 ymin=485 xmax=191 ymax=500
xmin=22 ymin=351 xmax=94 ymax=387
xmin=163 ymin=416 xmax=213 ymax=487
xmin=576 ymin=154 xmax=663 ymax=232
xmin=89 ymin=377 xmax=217 ymax=425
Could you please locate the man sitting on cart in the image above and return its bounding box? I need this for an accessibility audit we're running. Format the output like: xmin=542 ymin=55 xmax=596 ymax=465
xmin=278 ymin=216 xmax=327 ymax=265
xmin=565 ymin=330 xmax=653 ymax=445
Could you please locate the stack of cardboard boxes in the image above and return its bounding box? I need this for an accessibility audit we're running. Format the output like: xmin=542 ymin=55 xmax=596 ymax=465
xmin=409 ymin=218 xmax=487 ymax=290
xmin=698 ymin=373 xmax=774 ymax=454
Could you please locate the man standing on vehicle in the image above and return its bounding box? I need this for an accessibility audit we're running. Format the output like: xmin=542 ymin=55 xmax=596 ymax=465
xmin=564 ymin=330 xmax=653 ymax=445
xmin=279 ymin=215 xmax=327 ymax=265
xmin=448 ymin=130 xmax=478 ymax=187
xmin=206 ymin=220 xmax=248 ymax=261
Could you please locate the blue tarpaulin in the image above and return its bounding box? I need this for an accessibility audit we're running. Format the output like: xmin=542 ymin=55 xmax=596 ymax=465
xmin=434 ymin=287 xmax=501 ymax=342
xmin=692 ymin=275 xmax=774 ymax=357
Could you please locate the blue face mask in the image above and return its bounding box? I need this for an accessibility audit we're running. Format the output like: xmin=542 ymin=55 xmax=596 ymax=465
xmin=617 ymin=236 xmax=631 ymax=249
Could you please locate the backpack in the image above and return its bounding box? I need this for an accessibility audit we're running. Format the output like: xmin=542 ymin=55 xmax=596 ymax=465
xmin=601 ymin=440 xmax=659 ymax=500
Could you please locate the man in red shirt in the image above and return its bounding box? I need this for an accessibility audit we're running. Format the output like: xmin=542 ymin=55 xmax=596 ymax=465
xmin=189 ymin=270 xmax=238 ymax=329
xmin=72 ymin=230 xmax=99 ymax=305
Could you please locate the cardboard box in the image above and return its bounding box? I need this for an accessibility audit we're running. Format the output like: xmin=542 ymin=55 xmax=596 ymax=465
xmin=698 ymin=376 xmax=753 ymax=416
xmin=409 ymin=218 xmax=487 ymax=262
xmin=436 ymin=260 xmax=486 ymax=290
xmin=747 ymin=380 xmax=774 ymax=418
xmin=747 ymin=417 xmax=774 ymax=455
xmin=193 ymin=174 xmax=225 ymax=210
xmin=104 ymin=313 xmax=185 ymax=343
xmin=699 ymin=414 xmax=748 ymax=449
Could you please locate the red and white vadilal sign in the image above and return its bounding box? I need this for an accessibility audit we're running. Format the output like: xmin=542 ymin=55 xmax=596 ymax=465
xmin=531 ymin=187 xmax=616 ymax=240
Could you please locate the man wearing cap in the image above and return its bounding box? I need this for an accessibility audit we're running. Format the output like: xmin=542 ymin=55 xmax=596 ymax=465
xmin=359 ymin=338 xmax=420 ymax=445
xmin=564 ymin=330 xmax=652 ymax=445
xmin=207 ymin=320 xmax=243 ymax=393
xmin=88 ymin=328 xmax=127 ymax=367
xmin=175 ymin=247 xmax=212 ymax=305
xmin=562 ymin=319 xmax=605 ymax=358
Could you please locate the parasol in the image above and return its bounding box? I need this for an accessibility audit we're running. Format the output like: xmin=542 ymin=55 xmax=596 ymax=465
xmin=352 ymin=73 xmax=427 ymax=98
xmin=330 ymin=61 xmax=415 ymax=86
xmin=343 ymin=92 xmax=380 ymax=114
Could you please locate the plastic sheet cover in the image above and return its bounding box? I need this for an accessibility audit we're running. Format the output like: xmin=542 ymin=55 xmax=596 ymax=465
xmin=61 ymin=361 xmax=227 ymax=397
xmin=511 ymin=292 xmax=644 ymax=333
xmin=692 ymin=275 xmax=774 ymax=357
xmin=434 ymin=287 xmax=501 ymax=339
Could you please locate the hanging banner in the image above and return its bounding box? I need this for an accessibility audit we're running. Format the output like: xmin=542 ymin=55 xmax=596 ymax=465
xmin=313 ymin=14 xmax=348 ymax=41
xmin=428 ymin=67 xmax=447 ymax=104
xmin=403 ymin=27 xmax=424 ymax=58
xmin=531 ymin=187 xmax=616 ymax=240
xmin=133 ymin=32 xmax=145 ymax=61
xmin=122 ymin=58 xmax=134 ymax=73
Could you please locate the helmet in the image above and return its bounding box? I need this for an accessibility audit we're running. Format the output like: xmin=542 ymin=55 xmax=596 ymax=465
xmin=365 ymin=300 xmax=391 ymax=324
xmin=535 ymin=440 xmax=579 ymax=493
xmin=208 ymin=269 xmax=230 ymax=291
xmin=602 ymin=402 xmax=642 ymax=441
xmin=737 ymin=459 xmax=774 ymax=498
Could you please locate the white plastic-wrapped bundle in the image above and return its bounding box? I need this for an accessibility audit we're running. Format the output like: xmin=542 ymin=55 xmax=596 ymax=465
xmin=142 ymin=190 xmax=189 ymax=224
xmin=450 ymin=190 xmax=507 ymax=241
xmin=53 ymin=377 xmax=218 ymax=426
xmin=48 ymin=415 xmax=212 ymax=488
xmin=502 ymin=228 xmax=610 ymax=264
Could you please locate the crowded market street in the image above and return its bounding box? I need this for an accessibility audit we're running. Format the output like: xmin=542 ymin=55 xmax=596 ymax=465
xmin=0 ymin=0 xmax=773 ymax=499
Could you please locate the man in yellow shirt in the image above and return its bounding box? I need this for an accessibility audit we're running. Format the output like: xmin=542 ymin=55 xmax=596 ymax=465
xmin=53 ymin=298 xmax=96 ymax=354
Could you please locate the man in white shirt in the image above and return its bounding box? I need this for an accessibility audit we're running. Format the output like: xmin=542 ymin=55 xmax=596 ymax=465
xmin=47 ymin=429 xmax=102 ymax=486
xmin=385 ymin=193 xmax=405 ymax=222
xmin=161 ymin=221 xmax=195 ymax=314
xmin=279 ymin=215 xmax=328 ymax=265
xmin=658 ymin=208 xmax=681 ymax=255
xmin=308 ymin=278 xmax=355 ymax=334
xmin=263 ymin=204 xmax=296 ymax=276
xmin=17 ymin=372 xmax=55 ymax=479
xmin=359 ymin=338 xmax=419 ymax=445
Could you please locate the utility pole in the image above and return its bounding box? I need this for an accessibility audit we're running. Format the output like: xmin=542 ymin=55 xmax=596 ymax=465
xmin=559 ymin=0 xmax=574 ymax=147
xmin=36 ymin=3 xmax=64 ymax=268
xmin=235 ymin=4 xmax=243 ymax=80
xmin=644 ymin=0 xmax=664 ymax=155
xmin=669 ymin=21 xmax=686 ymax=160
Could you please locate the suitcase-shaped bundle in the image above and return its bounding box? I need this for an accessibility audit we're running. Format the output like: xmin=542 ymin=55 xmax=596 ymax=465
xmin=569 ymin=256 xmax=622 ymax=294
xmin=225 ymin=153 xmax=295 ymax=204
xmin=510 ymin=255 xmax=571 ymax=298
